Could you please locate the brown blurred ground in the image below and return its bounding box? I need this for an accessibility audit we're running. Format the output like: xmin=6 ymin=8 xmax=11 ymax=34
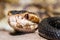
xmin=0 ymin=31 xmax=46 ymax=40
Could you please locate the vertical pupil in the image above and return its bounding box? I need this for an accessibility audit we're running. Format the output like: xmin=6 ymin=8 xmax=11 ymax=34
xmin=25 ymin=14 xmax=29 ymax=19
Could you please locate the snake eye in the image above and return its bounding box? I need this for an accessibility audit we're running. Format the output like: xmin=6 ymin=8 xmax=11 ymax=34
xmin=24 ymin=14 xmax=29 ymax=19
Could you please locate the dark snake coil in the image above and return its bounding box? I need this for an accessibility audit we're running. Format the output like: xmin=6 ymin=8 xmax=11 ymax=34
xmin=38 ymin=17 xmax=60 ymax=40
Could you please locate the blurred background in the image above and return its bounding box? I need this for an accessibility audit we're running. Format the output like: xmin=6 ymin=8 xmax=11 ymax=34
xmin=0 ymin=0 xmax=60 ymax=19
xmin=0 ymin=0 xmax=60 ymax=40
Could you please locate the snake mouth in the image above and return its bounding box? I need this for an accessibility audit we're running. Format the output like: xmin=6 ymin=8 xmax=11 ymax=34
xmin=48 ymin=17 xmax=60 ymax=29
